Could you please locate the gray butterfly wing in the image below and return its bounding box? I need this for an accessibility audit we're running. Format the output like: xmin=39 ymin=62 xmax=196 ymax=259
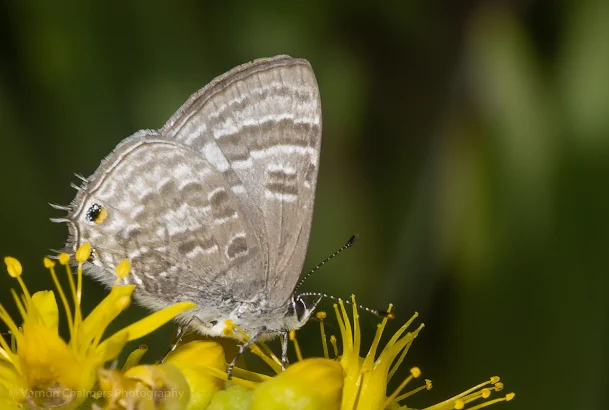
xmin=161 ymin=56 xmax=322 ymax=308
xmin=66 ymin=134 xmax=265 ymax=307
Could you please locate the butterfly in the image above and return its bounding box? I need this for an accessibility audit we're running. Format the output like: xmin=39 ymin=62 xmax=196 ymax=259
xmin=54 ymin=55 xmax=323 ymax=374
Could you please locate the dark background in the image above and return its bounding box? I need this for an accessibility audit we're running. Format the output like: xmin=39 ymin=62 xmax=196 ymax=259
xmin=1 ymin=1 xmax=608 ymax=409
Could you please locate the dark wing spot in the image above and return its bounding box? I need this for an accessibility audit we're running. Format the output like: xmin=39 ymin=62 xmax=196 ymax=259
xmin=159 ymin=180 xmax=178 ymax=197
xmin=178 ymin=240 xmax=198 ymax=255
xmin=209 ymin=189 xmax=229 ymax=207
xmin=210 ymin=189 xmax=236 ymax=220
xmin=180 ymin=182 xmax=206 ymax=207
xmin=268 ymin=170 xmax=297 ymax=181
xmin=226 ymin=236 xmax=248 ymax=259
xmin=266 ymin=182 xmax=298 ymax=195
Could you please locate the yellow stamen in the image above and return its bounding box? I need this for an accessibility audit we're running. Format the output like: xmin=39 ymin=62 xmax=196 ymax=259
xmin=75 ymin=242 xmax=91 ymax=263
xmin=43 ymin=257 xmax=55 ymax=269
xmin=115 ymin=259 xmax=131 ymax=281
xmin=394 ymin=379 xmax=433 ymax=402
xmin=231 ymin=367 xmax=272 ymax=383
xmin=229 ymin=377 xmax=258 ymax=390
xmin=317 ymin=311 xmax=329 ymax=359
xmin=62 ymin=255 xmax=78 ymax=314
xmin=424 ymin=377 xmax=501 ymax=410
xmin=289 ymin=330 xmax=303 ymax=362
xmin=72 ymin=246 xmax=88 ymax=330
xmin=76 ymin=259 xmax=83 ymax=305
xmin=330 ymin=335 xmax=338 ymax=358
xmin=382 ymin=367 xmax=421 ymax=408
xmin=258 ymin=340 xmax=282 ymax=368
xmin=4 ymin=257 xmax=22 ymax=278
xmin=457 ymin=385 xmax=500 ymax=408
xmin=45 ymin=257 xmax=75 ymax=339
xmin=463 ymin=393 xmax=515 ymax=410
xmin=230 ymin=321 xmax=250 ymax=342
xmin=5 ymin=257 xmax=32 ymax=307
xmin=221 ymin=320 xmax=282 ymax=372
xmin=249 ymin=344 xmax=282 ymax=374
xmin=59 ymin=253 xmax=70 ymax=265
xmin=10 ymin=289 xmax=27 ymax=322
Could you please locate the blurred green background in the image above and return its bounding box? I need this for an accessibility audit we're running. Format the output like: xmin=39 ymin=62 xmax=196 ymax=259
xmin=1 ymin=1 xmax=609 ymax=409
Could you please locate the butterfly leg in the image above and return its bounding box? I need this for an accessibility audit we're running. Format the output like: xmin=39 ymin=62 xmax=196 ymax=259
xmin=160 ymin=317 xmax=198 ymax=363
xmin=281 ymin=331 xmax=289 ymax=370
xmin=227 ymin=327 xmax=268 ymax=380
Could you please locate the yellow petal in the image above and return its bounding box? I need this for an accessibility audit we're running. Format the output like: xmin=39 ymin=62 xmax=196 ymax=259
xmin=0 ymin=383 xmax=22 ymax=410
xmin=18 ymin=324 xmax=94 ymax=408
xmin=0 ymin=360 xmax=26 ymax=401
xmin=81 ymin=285 xmax=135 ymax=345
xmin=165 ymin=340 xmax=226 ymax=409
xmin=102 ymin=301 xmax=196 ymax=347
xmin=95 ymin=330 xmax=129 ymax=365
xmin=251 ymin=358 xmax=344 ymax=410
xmin=29 ymin=291 xmax=59 ymax=332
xmin=122 ymin=344 xmax=149 ymax=372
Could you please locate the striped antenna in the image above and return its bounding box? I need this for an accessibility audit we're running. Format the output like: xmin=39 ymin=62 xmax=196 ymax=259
xmin=297 ymin=292 xmax=394 ymax=319
xmin=292 ymin=234 xmax=358 ymax=295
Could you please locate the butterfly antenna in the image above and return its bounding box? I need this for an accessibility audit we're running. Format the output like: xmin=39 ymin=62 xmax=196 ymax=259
xmin=297 ymin=292 xmax=395 ymax=319
xmin=292 ymin=234 xmax=358 ymax=295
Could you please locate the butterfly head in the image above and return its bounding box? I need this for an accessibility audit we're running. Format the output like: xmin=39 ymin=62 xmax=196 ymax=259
xmin=286 ymin=294 xmax=323 ymax=329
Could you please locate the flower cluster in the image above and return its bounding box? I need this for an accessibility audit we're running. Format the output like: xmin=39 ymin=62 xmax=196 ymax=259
xmin=0 ymin=244 xmax=515 ymax=409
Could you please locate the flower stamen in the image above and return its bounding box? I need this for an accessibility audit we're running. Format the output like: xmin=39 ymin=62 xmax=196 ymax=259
xmin=248 ymin=344 xmax=282 ymax=374
xmin=395 ymin=378 xmax=433 ymax=402
xmin=44 ymin=257 xmax=75 ymax=340
xmin=316 ymin=311 xmax=330 ymax=359
xmin=289 ymin=330 xmax=303 ymax=362
xmin=383 ymin=366 xmax=422 ymax=408
xmin=258 ymin=340 xmax=282 ymax=366
xmin=423 ymin=377 xmax=505 ymax=410
xmin=330 ymin=335 xmax=338 ymax=358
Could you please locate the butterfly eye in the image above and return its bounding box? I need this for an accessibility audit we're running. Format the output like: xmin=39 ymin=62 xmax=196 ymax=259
xmin=295 ymin=298 xmax=308 ymax=322
xmin=86 ymin=203 xmax=107 ymax=224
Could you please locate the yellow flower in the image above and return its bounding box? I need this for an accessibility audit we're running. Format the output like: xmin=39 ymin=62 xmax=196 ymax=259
xmin=325 ymin=296 xmax=515 ymax=410
xmin=0 ymin=244 xmax=196 ymax=409
xmin=154 ymin=295 xmax=515 ymax=410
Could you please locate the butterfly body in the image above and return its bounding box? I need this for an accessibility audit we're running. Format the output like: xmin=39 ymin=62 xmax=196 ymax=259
xmin=61 ymin=56 xmax=322 ymax=340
